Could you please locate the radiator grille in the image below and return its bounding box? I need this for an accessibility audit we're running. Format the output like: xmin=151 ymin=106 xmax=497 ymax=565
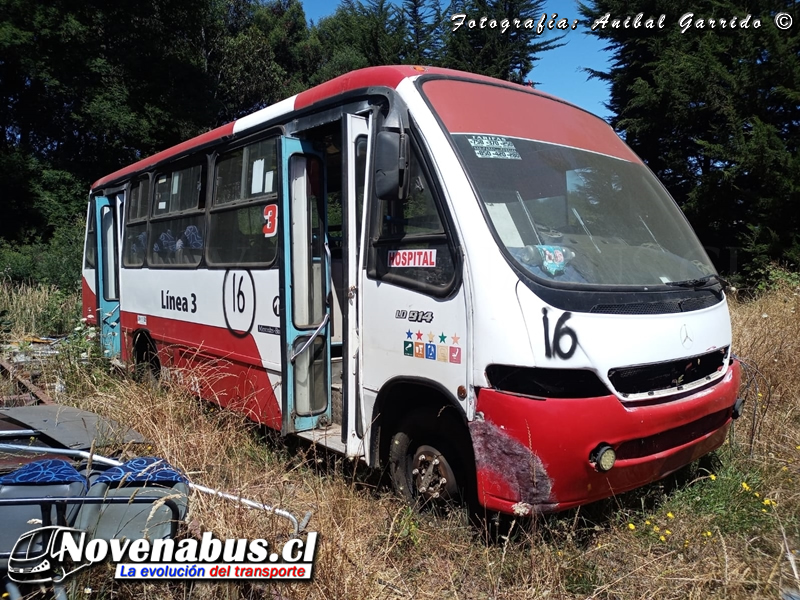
xmin=616 ymin=408 xmax=731 ymax=460
xmin=608 ymin=347 xmax=728 ymax=396
xmin=590 ymin=295 xmax=721 ymax=315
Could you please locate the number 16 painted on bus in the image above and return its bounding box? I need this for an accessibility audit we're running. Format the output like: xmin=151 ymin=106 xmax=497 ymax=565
xmin=82 ymin=66 xmax=741 ymax=516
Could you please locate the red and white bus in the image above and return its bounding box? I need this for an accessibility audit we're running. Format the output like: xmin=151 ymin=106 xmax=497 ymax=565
xmin=82 ymin=65 xmax=741 ymax=516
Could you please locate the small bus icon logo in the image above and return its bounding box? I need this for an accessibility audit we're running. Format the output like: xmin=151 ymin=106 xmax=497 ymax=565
xmin=8 ymin=526 xmax=90 ymax=584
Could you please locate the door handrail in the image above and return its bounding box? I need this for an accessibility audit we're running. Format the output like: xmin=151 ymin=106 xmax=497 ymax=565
xmin=101 ymin=304 xmax=119 ymax=324
xmin=289 ymin=313 xmax=329 ymax=364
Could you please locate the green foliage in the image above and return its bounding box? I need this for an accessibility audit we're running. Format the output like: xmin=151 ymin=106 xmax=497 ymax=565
xmin=0 ymin=218 xmax=84 ymax=291
xmin=440 ymin=0 xmax=564 ymax=83
xmin=39 ymin=288 xmax=82 ymax=337
xmin=0 ymin=243 xmax=37 ymax=285
xmin=663 ymin=456 xmax=772 ymax=537
xmin=580 ymin=0 xmax=800 ymax=280
xmin=0 ymin=281 xmax=81 ymax=336
xmin=744 ymin=261 xmax=800 ymax=293
xmin=310 ymin=0 xmax=408 ymax=81
xmin=390 ymin=506 xmax=421 ymax=549
xmin=0 ymin=0 xmax=325 ymax=250
xmin=402 ymin=0 xmax=437 ymax=64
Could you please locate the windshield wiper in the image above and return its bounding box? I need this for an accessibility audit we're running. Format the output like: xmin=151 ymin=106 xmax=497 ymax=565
xmin=571 ymin=207 xmax=601 ymax=254
xmin=665 ymin=274 xmax=729 ymax=290
xmin=516 ymin=191 xmax=543 ymax=246
xmin=638 ymin=215 xmax=665 ymax=253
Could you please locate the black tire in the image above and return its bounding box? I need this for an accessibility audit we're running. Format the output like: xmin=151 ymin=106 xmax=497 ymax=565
xmin=388 ymin=407 xmax=473 ymax=509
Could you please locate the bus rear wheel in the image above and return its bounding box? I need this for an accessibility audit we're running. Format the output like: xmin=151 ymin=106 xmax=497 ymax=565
xmin=389 ymin=408 xmax=469 ymax=506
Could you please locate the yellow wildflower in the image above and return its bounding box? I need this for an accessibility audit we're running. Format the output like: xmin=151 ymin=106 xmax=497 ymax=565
xmin=659 ymin=535 xmax=666 ymax=542
xmin=653 ymin=525 xmax=660 ymax=532
xmin=742 ymin=482 xmax=751 ymax=492
xmin=704 ymin=531 xmax=712 ymax=537
xmin=665 ymin=530 xmax=672 ymax=535
xmin=645 ymin=520 xmax=651 ymax=525
xmin=667 ymin=512 xmax=675 ymax=519
xmin=628 ymin=523 xmax=636 ymax=530
xmin=709 ymin=474 xmax=717 ymax=481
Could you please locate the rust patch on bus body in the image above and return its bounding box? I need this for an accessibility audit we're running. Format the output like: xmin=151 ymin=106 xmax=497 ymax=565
xmin=469 ymin=419 xmax=552 ymax=507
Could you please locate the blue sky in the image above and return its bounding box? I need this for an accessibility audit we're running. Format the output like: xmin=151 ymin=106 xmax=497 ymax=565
xmin=301 ymin=0 xmax=612 ymax=119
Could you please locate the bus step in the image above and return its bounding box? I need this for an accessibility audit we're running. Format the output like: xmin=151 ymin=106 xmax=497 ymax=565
xmin=296 ymin=424 xmax=346 ymax=454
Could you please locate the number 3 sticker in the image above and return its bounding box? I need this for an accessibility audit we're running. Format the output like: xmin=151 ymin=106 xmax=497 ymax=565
xmin=263 ymin=205 xmax=278 ymax=237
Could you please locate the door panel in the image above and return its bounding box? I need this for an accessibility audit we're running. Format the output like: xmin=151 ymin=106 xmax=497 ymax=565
xmin=94 ymin=196 xmax=121 ymax=357
xmin=344 ymin=114 xmax=370 ymax=457
xmin=280 ymin=137 xmax=332 ymax=433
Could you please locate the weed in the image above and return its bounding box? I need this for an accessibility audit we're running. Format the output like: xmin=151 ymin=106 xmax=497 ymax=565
xmin=1 ymin=281 xmax=799 ymax=599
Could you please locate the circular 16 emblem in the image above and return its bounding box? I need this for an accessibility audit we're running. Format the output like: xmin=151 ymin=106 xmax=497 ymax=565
xmin=223 ymin=270 xmax=256 ymax=337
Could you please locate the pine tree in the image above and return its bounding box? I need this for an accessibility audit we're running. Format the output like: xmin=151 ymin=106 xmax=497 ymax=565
xmin=579 ymin=0 xmax=800 ymax=273
xmin=402 ymin=0 xmax=436 ymax=64
xmin=440 ymin=0 xmax=564 ymax=83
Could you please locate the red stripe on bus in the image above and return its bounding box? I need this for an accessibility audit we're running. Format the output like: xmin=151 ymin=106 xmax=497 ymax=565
xmin=422 ymin=79 xmax=641 ymax=163
xmin=293 ymin=65 xmax=567 ymax=110
xmin=119 ymin=311 xmax=281 ymax=428
xmin=92 ymin=66 xmax=590 ymax=190
xmin=81 ymin=276 xmax=97 ymax=326
xmin=295 ymin=65 xmax=412 ymax=109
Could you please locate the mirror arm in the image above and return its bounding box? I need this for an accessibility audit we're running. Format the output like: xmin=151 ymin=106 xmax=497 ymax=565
xmin=398 ymin=131 xmax=408 ymax=200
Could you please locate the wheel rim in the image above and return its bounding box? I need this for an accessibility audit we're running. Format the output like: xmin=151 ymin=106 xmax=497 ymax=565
xmin=411 ymin=444 xmax=458 ymax=501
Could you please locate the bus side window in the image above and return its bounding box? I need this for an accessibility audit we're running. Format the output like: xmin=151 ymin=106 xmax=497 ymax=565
xmin=84 ymin=202 xmax=97 ymax=269
xmin=367 ymin=141 xmax=457 ymax=295
xmin=207 ymin=137 xmax=278 ymax=267
xmin=148 ymin=164 xmax=205 ymax=267
xmin=122 ymin=176 xmax=149 ymax=268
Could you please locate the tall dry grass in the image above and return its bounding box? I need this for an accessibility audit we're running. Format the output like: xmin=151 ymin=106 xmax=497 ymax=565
xmin=0 ymin=280 xmax=80 ymax=338
xmin=3 ymin=281 xmax=800 ymax=599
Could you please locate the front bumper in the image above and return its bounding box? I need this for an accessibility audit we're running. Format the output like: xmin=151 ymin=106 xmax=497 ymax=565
xmin=471 ymin=360 xmax=741 ymax=514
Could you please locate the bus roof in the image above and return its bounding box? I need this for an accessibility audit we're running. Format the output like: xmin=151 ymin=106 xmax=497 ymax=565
xmin=90 ymin=65 xmax=581 ymax=190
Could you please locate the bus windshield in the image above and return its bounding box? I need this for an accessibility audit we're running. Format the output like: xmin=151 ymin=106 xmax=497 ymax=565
xmin=422 ymin=79 xmax=715 ymax=287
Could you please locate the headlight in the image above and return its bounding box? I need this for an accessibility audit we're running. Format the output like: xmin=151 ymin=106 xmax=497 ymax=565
xmin=592 ymin=444 xmax=616 ymax=472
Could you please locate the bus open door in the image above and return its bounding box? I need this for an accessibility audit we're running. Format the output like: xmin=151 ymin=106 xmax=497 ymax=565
xmin=279 ymin=137 xmax=332 ymax=434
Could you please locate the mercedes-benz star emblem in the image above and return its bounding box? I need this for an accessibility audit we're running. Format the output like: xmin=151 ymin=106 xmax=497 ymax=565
xmin=680 ymin=324 xmax=693 ymax=349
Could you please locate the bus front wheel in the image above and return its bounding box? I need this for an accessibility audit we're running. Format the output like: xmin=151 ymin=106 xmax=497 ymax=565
xmin=388 ymin=409 xmax=469 ymax=506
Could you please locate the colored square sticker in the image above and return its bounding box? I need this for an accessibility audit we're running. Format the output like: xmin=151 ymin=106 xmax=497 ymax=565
xmin=437 ymin=345 xmax=449 ymax=362
xmin=414 ymin=342 xmax=425 ymax=358
xmin=403 ymin=341 xmax=413 ymax=357
xmin=449 ymin=346 xmax=462 ymax=364
xmin=425 ymin=343 xmax=436 ymax=360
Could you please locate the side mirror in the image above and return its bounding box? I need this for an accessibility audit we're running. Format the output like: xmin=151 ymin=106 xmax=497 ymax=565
xmin=373 ymin=131 xmax=408 ymax=202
